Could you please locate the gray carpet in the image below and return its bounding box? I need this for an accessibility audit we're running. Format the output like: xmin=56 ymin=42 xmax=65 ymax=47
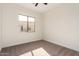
xmin=0 ymin=40 xmax=79 ymax=56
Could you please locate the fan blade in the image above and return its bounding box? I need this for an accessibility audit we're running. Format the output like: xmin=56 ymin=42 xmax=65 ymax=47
xmin=35 ymin=3 xmax=38 ymax=6
xmin=44 ymin=3 xmax=47 ymax=5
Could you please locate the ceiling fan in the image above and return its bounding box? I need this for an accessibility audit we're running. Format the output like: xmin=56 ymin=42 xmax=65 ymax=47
xmin=34 ymin=3 xmax=48 ymax=7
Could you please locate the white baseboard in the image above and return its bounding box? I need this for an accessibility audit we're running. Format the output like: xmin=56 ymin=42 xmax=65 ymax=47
xmin=44 ymin=39 xmax=79 ymax=52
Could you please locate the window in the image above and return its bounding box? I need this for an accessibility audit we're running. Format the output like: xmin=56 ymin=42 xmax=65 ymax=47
xmin=18 ymin=15 xmax=35 ymax=32
xmin=18 ymin=15 xmax=28 ymax=21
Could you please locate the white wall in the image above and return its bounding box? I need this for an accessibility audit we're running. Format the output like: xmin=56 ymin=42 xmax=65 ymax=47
xmin=1 ymin=4 xmax=42 ymax=48
xmin=43 ymin=4 xmax=79 ymax=51
xmin=0 ymin=4 xmax=3 ymax=51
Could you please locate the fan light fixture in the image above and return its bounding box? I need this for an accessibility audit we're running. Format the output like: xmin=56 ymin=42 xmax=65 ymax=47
xmin=34 ymin=3 xmax=48 ymax=7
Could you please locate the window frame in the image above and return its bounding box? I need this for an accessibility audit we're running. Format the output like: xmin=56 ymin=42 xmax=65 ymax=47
xmin=18 ymin=14 xmax=36 ymax=32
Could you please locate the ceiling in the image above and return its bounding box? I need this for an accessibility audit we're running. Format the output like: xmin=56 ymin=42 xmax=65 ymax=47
xmin=18 ymin=3 xmax=60 ymax=13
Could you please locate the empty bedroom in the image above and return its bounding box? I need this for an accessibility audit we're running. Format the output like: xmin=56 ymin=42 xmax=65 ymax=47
xmin=0 ymin=3 xmax=79 ymax=56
